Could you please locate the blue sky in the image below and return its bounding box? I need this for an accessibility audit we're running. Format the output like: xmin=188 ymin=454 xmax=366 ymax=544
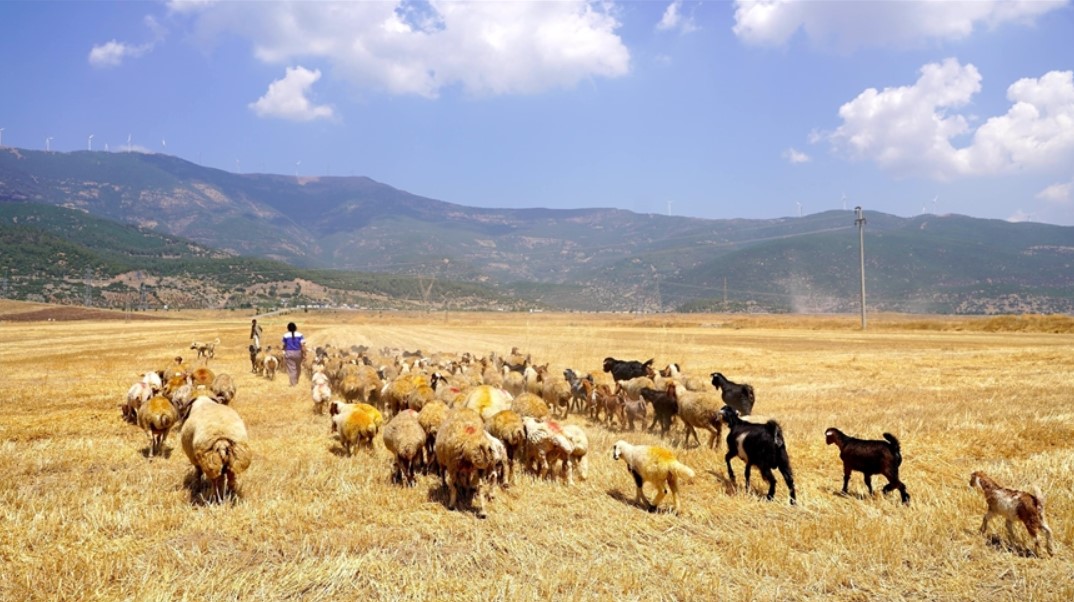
xmin=2 ymin=1 xmax=1073 ymax=225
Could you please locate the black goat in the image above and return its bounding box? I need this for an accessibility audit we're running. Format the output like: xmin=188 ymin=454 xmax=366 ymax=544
xmin=604 ymin=357 xmax=656 ymax=383
xmin=639 ymin=383 xmax=678 ymax=439
xmin=721 ymin=406 xmax=796 ymax=504
xmin=824 ymin=428 xmax=909 ymax=504
xmin=710 ymin=372 xmax=755 ymax=416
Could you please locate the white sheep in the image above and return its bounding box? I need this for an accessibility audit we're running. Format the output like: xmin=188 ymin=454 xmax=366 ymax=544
xmin=180 ymin=396 xmax=252 ymax=503
xmin=382 ymin=409 xmax=427 ymax=486
xmin=137 ymin=394 xmax=178 ymax=457
xmin=311 ymin=371 xmax=332 ymax=414
xmin=123 ymin=379 xmax=154 ymax=423
xmin=463 ymin=384 xmax=512 ymax=421
xmin=210 ymin=372 xmax=236 ymax=405
xmin=559 ymin=423 xmax=589 ymax=484
xmin=521 ymin=416 xmax=575 ymax=482
xmin=611 ymin=440 xmax=696 ymax=513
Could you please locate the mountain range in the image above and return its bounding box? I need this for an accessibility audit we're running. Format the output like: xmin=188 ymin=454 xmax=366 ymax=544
xmin=2 ymin=146 xmax=1073 ymax=314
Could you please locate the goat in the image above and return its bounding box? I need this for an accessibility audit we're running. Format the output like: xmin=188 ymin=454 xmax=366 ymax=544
xmin=825 ymin=428 xmax=909 ymax=504
xmin=639 ymin=383 xmax=678 ymax=439
xmin=603 ymin=357 xmax=655 ymax=383
xmin=969 ymin=471 xmax=1055 ymax=556
xmin=562 ymin=368 xmax=593 ymax=415
xmin=721 ymin=406 xmax=796 ymax=504
xmin=710 ymin=372 xmax=755 ymax=416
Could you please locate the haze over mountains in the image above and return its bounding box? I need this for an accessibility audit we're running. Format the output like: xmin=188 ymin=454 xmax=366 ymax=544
xmin=2 ymin=147 xmax=1073 ymax=314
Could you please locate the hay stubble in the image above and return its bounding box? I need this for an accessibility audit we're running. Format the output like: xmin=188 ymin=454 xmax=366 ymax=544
xmin=0 ymin=310 xmax=1070 ymax=601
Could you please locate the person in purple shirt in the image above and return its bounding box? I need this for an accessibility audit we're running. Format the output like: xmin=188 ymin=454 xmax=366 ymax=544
xmin=282 ymin=321 xmax=307 ymax=386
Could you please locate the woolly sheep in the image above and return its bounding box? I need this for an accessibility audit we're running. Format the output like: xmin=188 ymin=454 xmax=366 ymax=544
xmin=330 ymin=401 xmax=383 ymax=456
xmin=559 ymin=423 xmax=589 ymax=484
xmin=674 ymin=388 xmax=725 ymax=450
xmin=137 ymin=395 xmax=178 ymax=457
xmin=210 ymin=372 xmax=236 ymax=405
xmin=382 ymin=409 xmax=427 ymax=487
xmin=611 ymin=440 xmax=695 ymax=513
xmin=311 ymin=371 xmax=332 ymax=415
xmin=181 ymin=396 xmax=252 ymax=503
xmin=418 ymin=400 xmax=450 ymax=475
xmin=435 ymin=408 xmax=497 ymax=518
xmin=521 ymin=416 xmax=575 ymax=482
xmin=511 ymin=392 xmax=550 ymax=420
xmin=463 ymin=385 xmax=512 ymax=422
xmin=123 ymin=379 xmax=154 ymax=424
xmin=485 ymin=410 xmax=525 ymax=486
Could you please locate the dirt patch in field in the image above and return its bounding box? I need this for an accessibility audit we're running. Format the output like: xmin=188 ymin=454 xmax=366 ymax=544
xmin=0 ymin=307 xmax=163 ymax=322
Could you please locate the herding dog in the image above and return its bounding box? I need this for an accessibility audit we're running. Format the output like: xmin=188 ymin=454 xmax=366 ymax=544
xmin=191 ymin=337 xmax=220 ymax=359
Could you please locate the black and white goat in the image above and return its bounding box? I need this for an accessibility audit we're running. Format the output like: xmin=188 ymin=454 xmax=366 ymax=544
xmin=710 ymin=372 xmax=755 ymax=416
xmin=721 ymin=405 xmax=796 ymax=504
xmin=824 ymin=428 xmax=910 ymax=504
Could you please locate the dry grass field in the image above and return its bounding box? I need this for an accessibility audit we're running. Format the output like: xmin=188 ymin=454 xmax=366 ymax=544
xmin=1 ymin=302 xmax=1072 ymax=601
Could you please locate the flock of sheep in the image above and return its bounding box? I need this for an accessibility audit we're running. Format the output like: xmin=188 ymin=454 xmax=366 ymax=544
xmin=120 ymin=341 xmax=1057 ymax=556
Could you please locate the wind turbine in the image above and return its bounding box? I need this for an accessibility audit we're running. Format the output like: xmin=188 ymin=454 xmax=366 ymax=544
xmin=666 ymin=200 xmax=673 ymax=216
xmin=796 ymin=201 xmax=802 ymax=217
xmin=46 ymin=136 xmax=53 ymax=152
xmin=88 ymin=134 xmax=94 ymax=151
xmin=841 ymin=192 xmax=847 ymax=211
xmin=0 ymin=127 xmax=4 ymax=147
xmin=295 ymin=160 xmax=301 ymax=179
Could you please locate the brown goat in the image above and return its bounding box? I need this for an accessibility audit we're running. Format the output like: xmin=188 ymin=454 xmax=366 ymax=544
xmin=969 ymin=471 xmax=1054 ymax=556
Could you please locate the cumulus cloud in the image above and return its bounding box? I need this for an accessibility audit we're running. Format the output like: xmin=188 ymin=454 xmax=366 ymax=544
xmin=827 ymin=60 xmax=1074 ymax=179
xmin=1037 ymin=180 xmax=1073 ymax=204
xmin=732 ymin=0 xmax=1067 ymax=49
xmin=657 ymin=1 xmax=698 ymax=34
xmin=783 ymin=147 xmax=810 ymax=164
xmin=249 ymin=66 xmax=335 ymax=121
xmin=89 ymin=16 xmax=166 ymax=68
xmin=175 ymin=1 xmax=630 ymax=98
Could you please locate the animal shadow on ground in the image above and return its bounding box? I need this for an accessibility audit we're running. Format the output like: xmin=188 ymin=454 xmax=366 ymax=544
xmin=425 ymin=483 xmax=484 ymax=518
xmin=829 ymin=487 xmax=871 ymax=501
xmin=605 ymin=488 xmax=673 ymax=514
xmin=983 ymin=533 xmax=1037 ymax=558
xmin=140 ymin=445 xmax=174 ymax=460
xmin=707 ymin=470 xmax=736 ymax=496
xmin=181 ymin=470 xmax=238 ymax=507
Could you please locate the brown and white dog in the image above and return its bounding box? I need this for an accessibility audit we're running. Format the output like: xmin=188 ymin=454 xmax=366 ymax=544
xmin=190 ymin=337 xmax=220 ymax=359
xmin=969 ymin=471 xmax=1055 ymax=556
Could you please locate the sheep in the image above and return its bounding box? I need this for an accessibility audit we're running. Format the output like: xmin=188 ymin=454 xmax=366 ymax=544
xmin=969 ymin=471 xmax=1055 ymax=556
xmin=710 ymin=372 xmax=756 ymax=416
xmin=639 ymin=383 xmax=678 ymax=439
xmin=463 ymin=384 xmax=512 ymax=421
xmin=435 ymin=408 xmax=497 ymax=518
xmin=541 ymin=374 xmax=573 ymax=419
xmin=560 ymin=423 xmax=589 ymax=484
xmin=190 ymin=366 xmax=215 ymax=388
xmin=262 ymin=351 xmax=279 ymax=380
xmin=330 ymin=401 xmax=383 ymax=456
xmin=137 ymin=395 xmax=178 ymax=457
xmin=510 ymin=392 xmax=551 ymax=420
xmin=418 ymin=400 xmax=450 ymax=476
xmin=611 ymin=440 xmax=696 ymax=513
xmin=617 ymin=376 xmax=656 ymax=402
xmin=210 ymin=372 xmax=236 ymax=405
xmin=382 ymin=409 xmax=427 ymax=487
xmin=485 ymin=410 xmax=525 ymax=486
xmin=310 ymin=371 xmax=332 ymax=415
xmin=502 ymin=366 xmax=525 ymax=397
xmin=123 ymin=379 xmax=155 ymax=423
xmin=483 ymin=431 xmax=509 ymax=491
xmin=824 ymin=428 xmax=909 ymax=504
xmin=603 ymin=357 xmax=655 ymax=383
xmin=721 ymin=406 xmax=796 ymax=504
xmin=675 ymin=389 xmax=725 ymax=450
xmin=180 ymin=396 xmax=252 ymax=503
xmin=520 ymin=416 xmax=575 ymax=482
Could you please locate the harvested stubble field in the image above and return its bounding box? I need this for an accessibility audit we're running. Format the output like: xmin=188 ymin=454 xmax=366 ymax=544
xmin=1 ymin=304 xmax=1072 ymax=601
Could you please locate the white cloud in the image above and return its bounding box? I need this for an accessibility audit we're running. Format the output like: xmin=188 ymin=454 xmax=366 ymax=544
xmin=1037 ymin=180 xmax=1073 ymax=204
xmin=782 ymin=147 xmax=810 ymax=164
xmin=176 ymin=1 xmax=630 ymax=98
xmin=249 ymin=66 xmax=335 ymax=122
xmin=88 ymin=40 xmax=152 ymax=68
xmin=657 ymin=1 xmax=698 ymax=34
xmin=88 ymin=16 xmax=166 ymax=68
xmin=1007 ymin=209 xmax=1036 ymax=223
xmin=827 ymin=60 xmax=1074 ymax=179
xmin=732 ymin=0 xmax=1067 ymax=49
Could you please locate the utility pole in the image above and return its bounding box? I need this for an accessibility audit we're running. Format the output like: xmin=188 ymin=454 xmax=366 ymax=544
xmin=855 ymin=206 xmax=867 ymax=330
